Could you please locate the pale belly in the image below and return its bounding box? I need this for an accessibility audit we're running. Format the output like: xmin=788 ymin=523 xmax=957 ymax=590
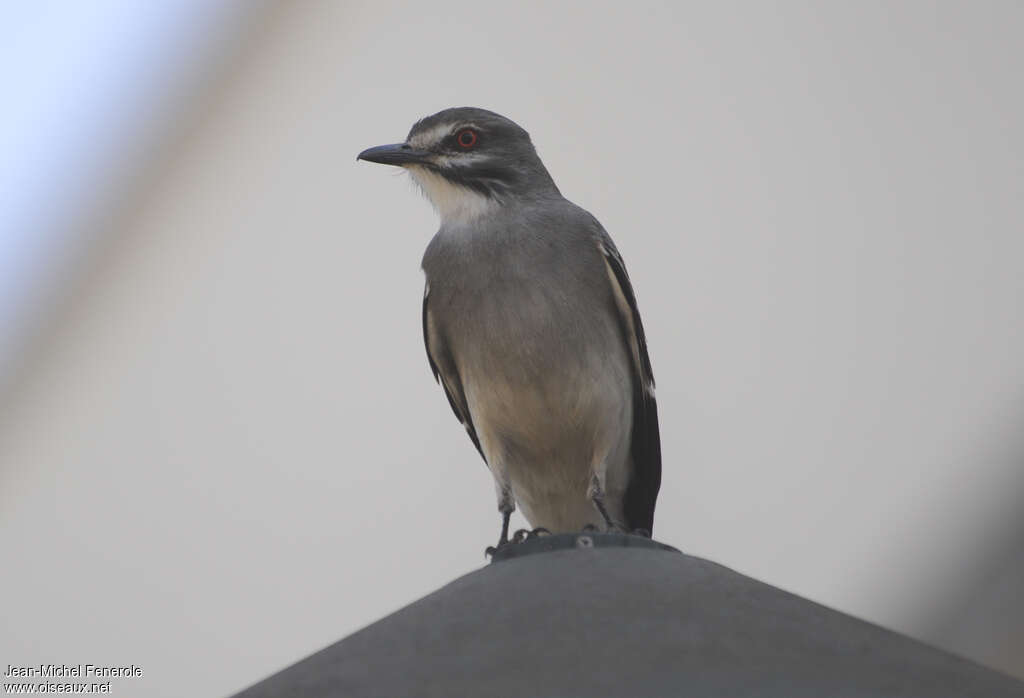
xmin=461 ymin=344 xmax=634 ymax=532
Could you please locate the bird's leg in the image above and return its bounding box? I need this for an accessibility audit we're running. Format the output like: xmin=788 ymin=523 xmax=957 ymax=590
xmin=485 ymin=485 xmax=516 ymax=557
xmin=592 ymin=496 xmax=616 ymax=532
xmin=587 ymin=474 xmax=621 ymax=533
xmin=496 ymin=479 xmax=516 ymax=545
xmin=498 ymin=508 xmax=512 ymax=546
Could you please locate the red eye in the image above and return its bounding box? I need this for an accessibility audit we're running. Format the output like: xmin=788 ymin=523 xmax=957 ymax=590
xmin=457 ymin=129 xmax=477 ymax=148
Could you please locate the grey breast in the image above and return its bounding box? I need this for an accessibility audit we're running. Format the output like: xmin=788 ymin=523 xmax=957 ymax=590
xmin=422 ymin=200 xmax=621 ymax=393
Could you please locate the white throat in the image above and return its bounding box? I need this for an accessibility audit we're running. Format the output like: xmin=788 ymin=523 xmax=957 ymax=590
xmin=407 ymin=165 xmax=498 ymax=226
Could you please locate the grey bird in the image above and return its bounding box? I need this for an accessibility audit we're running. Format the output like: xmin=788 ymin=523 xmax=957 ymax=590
xmin=358 ymin=107 xmax=661 ymax=548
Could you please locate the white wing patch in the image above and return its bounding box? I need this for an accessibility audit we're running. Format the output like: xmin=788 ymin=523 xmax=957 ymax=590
xmin=600 ymin=242 xmax=656 ymax=398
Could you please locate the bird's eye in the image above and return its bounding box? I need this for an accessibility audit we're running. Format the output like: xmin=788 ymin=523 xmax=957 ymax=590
xmin=456 ymin=129 xmax=478 ymax=149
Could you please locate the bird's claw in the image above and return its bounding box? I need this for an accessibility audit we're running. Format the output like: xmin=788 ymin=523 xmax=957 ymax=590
xmin=485 ymin=526 xmax=553 ymax=557
xmin=484 ymin=536 xmax=511 ymax=558
xmin=488 ymin=524 xmax=649 ymax=557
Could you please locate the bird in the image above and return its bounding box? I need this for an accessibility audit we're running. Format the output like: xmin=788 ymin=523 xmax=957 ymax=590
xmin=358 ymin=107 xmax=661 ymax=549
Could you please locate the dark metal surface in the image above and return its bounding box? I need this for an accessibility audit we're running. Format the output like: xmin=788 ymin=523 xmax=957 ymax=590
xmin=232 ymin=537 xmax=1024 ymax=698
xmin=489 ymin=531 xmax=679 ymax=562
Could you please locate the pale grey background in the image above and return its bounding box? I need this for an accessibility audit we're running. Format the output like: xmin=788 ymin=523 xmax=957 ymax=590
xmin=1 ymin=2 xmax=1022 ymax=697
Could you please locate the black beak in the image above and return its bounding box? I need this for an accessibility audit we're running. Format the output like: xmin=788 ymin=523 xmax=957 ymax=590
xmin=357 ymin=143 xmax=432 ymax=166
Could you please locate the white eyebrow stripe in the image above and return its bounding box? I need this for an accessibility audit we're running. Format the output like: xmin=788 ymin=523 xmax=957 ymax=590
xmin=409 ymin=124 xmax=449 ymax=148
xmin=408 ymin=122 xmax=482 ymax=149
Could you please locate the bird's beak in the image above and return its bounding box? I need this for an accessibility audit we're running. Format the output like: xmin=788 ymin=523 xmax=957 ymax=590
xmin=357 ymin=143 xmax=432 ymax=166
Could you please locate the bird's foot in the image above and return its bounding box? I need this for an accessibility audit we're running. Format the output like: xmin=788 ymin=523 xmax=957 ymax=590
xmin=484 ymin=534 xmax=510 ymax=558
xmin=631 ymin=528 xmax=652 ymax=538
xmin=484 ymin=509 xmax=515 ymax=558
xmin=484 ymin=527 xmax=552 ymax=557
xmin=512 ymin=527 xmax=552 ymax=541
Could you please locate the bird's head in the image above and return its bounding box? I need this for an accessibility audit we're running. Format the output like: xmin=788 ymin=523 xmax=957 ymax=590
xmin=358 ymin=107 xmax=558 ymax=224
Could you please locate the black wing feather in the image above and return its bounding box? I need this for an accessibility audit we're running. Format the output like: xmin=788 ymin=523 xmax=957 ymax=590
xmin=423 ymin=288 xmax=486 ymax=462
xmin=600 ymin=238 xmax=662 ymax=533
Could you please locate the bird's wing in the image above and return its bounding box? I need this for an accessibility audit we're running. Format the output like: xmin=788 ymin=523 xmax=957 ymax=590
xmin=422 ymin=282 xmax=486 ymax=462
xmin=596 ymin=234 xmax=662 ymax=533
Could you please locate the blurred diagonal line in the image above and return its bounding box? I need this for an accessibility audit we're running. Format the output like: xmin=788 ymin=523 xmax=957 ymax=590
xmin=0 ymin=0 xmax=276 ymax=401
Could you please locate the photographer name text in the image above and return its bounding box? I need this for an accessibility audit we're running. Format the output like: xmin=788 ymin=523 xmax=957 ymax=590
xmin=4 ymin=666 xmax=141 ymax=679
